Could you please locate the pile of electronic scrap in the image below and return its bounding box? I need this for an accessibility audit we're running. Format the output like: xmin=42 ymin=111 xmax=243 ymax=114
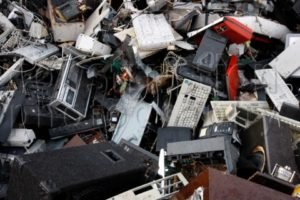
xmin=0 ymin=0 xmax=300 ymax=199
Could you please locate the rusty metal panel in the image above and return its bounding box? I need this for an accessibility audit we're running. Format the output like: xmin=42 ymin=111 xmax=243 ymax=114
xmin=173 ymin=168 xmax=295 ymax=200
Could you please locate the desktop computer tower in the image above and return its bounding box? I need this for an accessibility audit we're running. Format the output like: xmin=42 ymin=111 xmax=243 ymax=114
xmin=49 ymin=54 xmax=92 ymax=121
xmin=7 ymin=142 xmax=149 ymax=200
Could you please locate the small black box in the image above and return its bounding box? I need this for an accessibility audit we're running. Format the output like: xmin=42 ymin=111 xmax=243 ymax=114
xmin=240 ymin=116 xmax=298 ymax=177
xmin=279 ymin=102 xmax=300 ymax=122
xmin=156 ymin=127 xmax=193 ymax=151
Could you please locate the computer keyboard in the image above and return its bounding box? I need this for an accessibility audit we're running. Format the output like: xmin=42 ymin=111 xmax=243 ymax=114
xmin=255 ymin=69 xmax=299 ymax=110
xmin=1 ymin=30 xmax=21 ymax=51
xmin=168 ymin=79 xmax=211 ymax=128
xmin=211 ymin=101 xmax=269 ymax=122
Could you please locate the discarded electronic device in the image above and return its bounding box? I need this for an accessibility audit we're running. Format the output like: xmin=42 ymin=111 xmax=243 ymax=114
xmin=271 ymin=164 xmax=296 ymax=183
xmin=192 ymin=29 xmax=227 ymax=73
xmin=167 ymin=136 xmax=239 ymax=174
xmin=123 ymin=0 xmax=139 ymax=12
xmin=0 ymin=89 xmax=25 ymax=143
xmin=240 ymin=116 xmax=298 ymax=175
xmin=249 ymin=171 xmax=296 ymax=196
xmin=22 ymin=81 xmax=68 ymax=128
xmin=285 ymin=34 xmax=300 ymax=77
xmin=257 ymin=108 xmax=300 ymax=130
xmin=0 ymin=90 xmax=15 ymax=125
xmin=22 ymin=104 xmax=66 ymax=128
xmin=285 ymin=33 xmax=300 ymax=48
xmin=188 ymin=16 xmax=253 ymax=44
xmin=231 ymin=16 xmax=291 ymax=43
xmin=176 ymin=65 xmax=217 ymax=87
xmin=49 ymin=54 xmax=93 ymax=121
xmin=84 ymin=0 xmax=110 ymax=36
xmin=0 ymin=58 xmax=24 ymax=86
xmin=5 ymin=129 xmax=36 ymax=148
xmin=0 ymin=12 xmax=15 ymax=45
xmin=192 ymin=12 xmax=220 ymax=30
xmin=54 ymin=1 xmax=81 ymax=22
xmin=47 ymin=0 xmax=84 ymax=42
xmin=228 ymin=43 xmax=245 ymax=56
xmin=7 ymin=142 xmax=150 ymax=200
xmin=210 ymin=101 xmax=269 ymax=122
xmin=0 ymin=140 xmax=45 ymax=157
xmin=189 ymin=16 xmax=289 ymax=43
xmin=1 ymin=30 xmax=21 ymax=51
xmin=168 ymin=6 xmax=199 ymax=32
xmin=269 ymin=38 xmax=300 ymax=79
xmin=106 ymin=173 xmax=188 ymax=200
xmin=132 ymin=14 xmax=176 ymax=50
xmin=207 ymin=2 xmax=235 ymax=12
xmin=279 ymin=102 xmax=300 ymax=122
xmin=225 ymin=105 xmax=261 ymax=128
xmin=156 ymin=127 xmax=193 ymax=151
xmin=25 ymin=81 xmax=53 ymax=102
xmin=14 ymin=44 xmax=59 ymax=64
xmin=37 ymin=56 xmax=64 ymax=71
xmin=25 ymin=140 xmax=46 ymax=154
xmin=119 ymin=139 xmax=159 ymax=168
xmin=118 ymin=139 xmax=159 ymax=177
xmin=29 ymin=22 xmax=49 ymax=39
xmin=112 ymin=101 xmax=152 ymax=146
xmin=8 ymin=1 xmax=34 ymax=28
xmin=48 ymin=116 xmax=104 ymax=139
xmin=212 ymin=17 xmax=253 ymax=44
xmin=199 ymin=122 xmax=237 ymax=138
xmin=147 ymin=0 xmax=167 ymax=12
xmin=168 ymin=79 xmax=211 ymax=128
xmin=255 ymin=69 xmax=299 ymax=110
xmin=75 ymin=34 xmax=112 ymax=56
xmin=226 ymin=55 xmax=239 ymax=100
xmin=189 ymin=187 xmax=204 ymax=200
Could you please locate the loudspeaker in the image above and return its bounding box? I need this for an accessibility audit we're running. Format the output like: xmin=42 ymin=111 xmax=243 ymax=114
xmin=239 ymin=116 xmax=298 ymax=177
xmin=7 ymin=142 xmax=149 ymax=200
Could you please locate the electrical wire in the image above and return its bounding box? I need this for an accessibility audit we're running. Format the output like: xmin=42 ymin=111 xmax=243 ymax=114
xmin=0 ymin=62 xmax=36 ymax=73
xmin=161 ymin=52 xmax=187 ymax=113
